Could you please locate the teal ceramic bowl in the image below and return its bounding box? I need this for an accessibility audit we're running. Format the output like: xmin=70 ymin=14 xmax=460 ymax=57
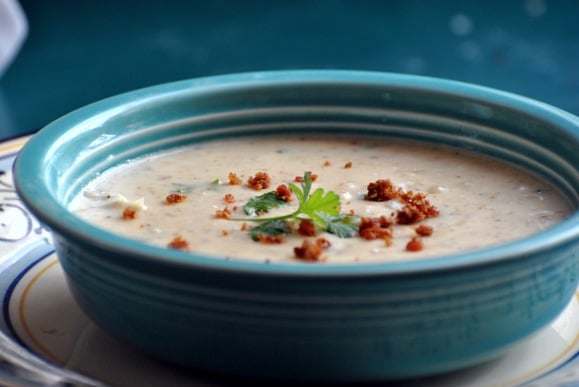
xmin=13 ymin=71 xmax=579 ymax=382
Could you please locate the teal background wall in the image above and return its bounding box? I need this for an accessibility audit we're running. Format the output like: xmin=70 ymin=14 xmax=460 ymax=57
xmin=1 ymin=0 xmax=577 ymax=139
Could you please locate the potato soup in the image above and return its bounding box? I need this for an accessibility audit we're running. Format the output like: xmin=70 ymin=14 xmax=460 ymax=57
xmin=69 ymin=135 xmax=572 ymax=264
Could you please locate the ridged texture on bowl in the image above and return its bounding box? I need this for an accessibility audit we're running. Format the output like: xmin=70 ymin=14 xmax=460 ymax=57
xmin=14 ymin=71 xmax=579 ymax=381
xmin=56 ymin=233 xmax=578 ymax=380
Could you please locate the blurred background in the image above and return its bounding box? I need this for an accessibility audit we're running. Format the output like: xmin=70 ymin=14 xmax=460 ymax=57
xmin=0 ymin=0 xmax=577 ymax=140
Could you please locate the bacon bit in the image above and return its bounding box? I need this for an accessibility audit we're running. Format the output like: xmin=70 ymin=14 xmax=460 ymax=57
xmin=399 ymin=191 xmax=439 ymax=220
xmin=228 ymin=172 xmax=242 ymax=185
xmin=165 ymin=192 xmax=187 ymax=204
xmin=323 ymin=160 xmax=331 ymax=167
xmin=275 ymin=184 xmax=292 ymax=202
xmin=256 ymin=234 xmax=285 ymax=244
xmin=406 ymin=236 xmax=423 ymax=252
xmin=294 ymin=172 xmax=318 ymax=183
xmin=358 ymin=217 xmax=393 ymax=242
xmin=122 ymin=207 xmax=137 ymax=220
xmin=298 ymin=219 xmax=316 ymax=236
xmin=395 ymin=202 xmax=438 ymax=225
xmin=168 ymin=236 xmax=189 ymax=250
xmin=415 ymin=224 xmax=433 ymax=237
xmin=365 ymin=179 xmax=400 ymax=202
xmin=344 ymin=161 xmax=353 ymax=169
xmin=365 ymin=179 xmax=439 ymax=225
xmin=247 ymin=172 xmax=271 ymax=191
xmin=395 ymin=205 xmax=425 ymax=225
xmin=316 ymin=237 xmax=331 ymax=249
xmin=221 ymin=230 xmax=229 ymax=236
xmin=240 ymin=222 xmax=249 ymax=231
xmin=294 ymin=239 xmax=328 ymax=261
xmin=224 ymin=193 xmax=236 ymax=203
xmin=214 ymin=207 xmax=231 ymax=219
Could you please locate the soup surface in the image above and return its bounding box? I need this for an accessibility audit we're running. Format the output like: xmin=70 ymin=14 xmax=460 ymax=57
xmin=70 ymin=134 xmax=571 ymax=264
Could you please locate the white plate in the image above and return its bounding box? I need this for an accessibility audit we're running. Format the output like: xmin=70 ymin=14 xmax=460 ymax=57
xmin=2 ymin=136 xmax=579 ymax=386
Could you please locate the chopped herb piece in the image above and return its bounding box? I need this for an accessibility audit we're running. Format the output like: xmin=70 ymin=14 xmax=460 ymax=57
xmin=244 ymin=191 xmax=288 ymax=216
xmin=250 ymin=220 xmax=292 ymax=241
xmin=231 ymin=171 xmax=354 ymax=240
xmin=323 ymin=214 xmax=360 ymax=238
xmin=288 ymin=172 xmax=340 ymax=228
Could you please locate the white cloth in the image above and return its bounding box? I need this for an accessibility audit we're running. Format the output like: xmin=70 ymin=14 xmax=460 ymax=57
xmin=0 ymin=0 xmax=27 ymax=78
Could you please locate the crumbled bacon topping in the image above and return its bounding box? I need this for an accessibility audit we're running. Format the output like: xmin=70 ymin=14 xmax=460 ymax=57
xmin=316 ymin=237 xmax=331 ymax=249
xmin=247 ymin=172 xmax=271 ymax=190
xmin=214 ymin=207 xmax=231 ymax=219
xmin=168 ymin=235 xmax=189 ymax=250
xmin=358 ymin=216 xmax=393 ymax=245
xmin=366 ymin=179 xmax=439 ymax=225
xmin=256 ymin=234 xmax=285 ymax=244
xmin=223 ymin=171 xmax=440 ymax=261
xmin=415 ymin=224 xmax=433 ymax=237
xmin=275 ymin=184 xmax=292 ymax=202
xmin=298 ymin=219 xmax=316 ymax=236
xmin=294 ymin=173 xmax=318 ymax=183
xmin=365 ymin=179 xmax=400 ymax=202
xmin=122 ymin=207 xmax=137 ymax=220
xmin=165 ymin=192 xmax=187 ymax=204
xmin=396 ymin=205 xmax=425 ymax=225
xmin=406 ymin=236 xmax=423 ymax=252
xmin=344 ymin=161 xmax=352 ymax=169
xmin=224 ymin=193 xmax=236 ymax=204
xmin=396 ymin=202 xmax=438 ymax=225
xmin=294 ymin=238 xmax=330 ymax=261
xmin=228 ymin=172 xmax=242 ymax=185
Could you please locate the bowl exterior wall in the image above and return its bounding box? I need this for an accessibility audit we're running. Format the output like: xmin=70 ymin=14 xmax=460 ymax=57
xmin=54 ymin=232 xmax=578 ymax=381
xmin=14 ymin=70 xmax=579 ymax=381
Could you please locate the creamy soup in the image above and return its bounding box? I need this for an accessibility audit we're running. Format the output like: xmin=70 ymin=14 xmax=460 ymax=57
xmin=69 ymin=134 xmax=571 ymax=264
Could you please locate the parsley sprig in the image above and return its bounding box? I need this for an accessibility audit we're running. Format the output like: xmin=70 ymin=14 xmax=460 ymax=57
xmin=244 ymin=191 xmax=287 ymax=216
xmin=233 ymin=172 xmax=359 ymax=239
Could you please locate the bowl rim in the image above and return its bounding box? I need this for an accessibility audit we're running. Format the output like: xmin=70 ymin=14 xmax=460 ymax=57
xmin=13 ymin=70 xmax=579 ymax=277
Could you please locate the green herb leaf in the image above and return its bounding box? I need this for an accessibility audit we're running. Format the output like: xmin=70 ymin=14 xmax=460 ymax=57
xmin=323 ymin=214 xmax=360 ymax=238
xmin=300 ymin=187 xmax=341 ymax=226
xmin=250 ymin=220 xmax=292 ymax=241
xmin=232 ymin=171 xmax=359 ymax=240
xmin=287 ymin=172 xmax=340 ymax=227
xmin=244 ymin=191 xmax=288 ymax=216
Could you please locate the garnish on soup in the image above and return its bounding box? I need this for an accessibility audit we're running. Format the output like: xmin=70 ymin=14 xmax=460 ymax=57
xmin=231 ymin=172 xmax=360 ymax=242
xmin=70 ymin=135 xmax=571 ymax=264
xmin=230 ymin=171 xmax=440 ymax=260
